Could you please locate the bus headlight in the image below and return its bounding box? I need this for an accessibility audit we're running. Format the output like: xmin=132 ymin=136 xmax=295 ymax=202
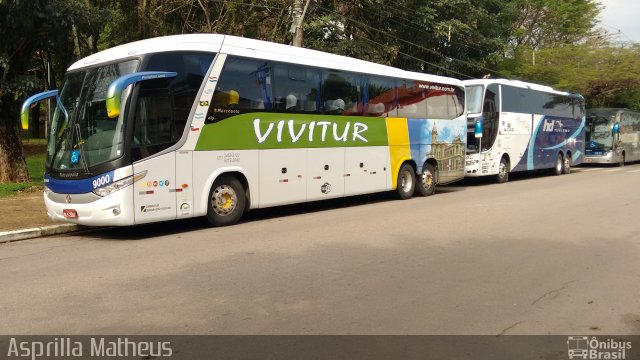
xmin=93 ymin=171 xmax=146 ymax=197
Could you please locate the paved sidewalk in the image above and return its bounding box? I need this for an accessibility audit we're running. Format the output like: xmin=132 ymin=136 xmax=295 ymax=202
xmin=0 ymin=192 xmax=82 ymax=242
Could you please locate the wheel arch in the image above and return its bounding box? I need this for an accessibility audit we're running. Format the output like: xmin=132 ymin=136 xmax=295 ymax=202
xmin=424 ymin=157 xmax=438 ymax=183
xmin=392 ymin=157 xmax=416 ymax=189
xmin=500 ymin=153 xmax=511 ymax=170
xmin=198 ymin=167 xmax=252 ymax=216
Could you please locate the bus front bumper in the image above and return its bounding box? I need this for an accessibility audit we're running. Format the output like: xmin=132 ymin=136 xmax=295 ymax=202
xmin=44 ymin=186 xmax=135 ymax=226
xmin=584 ymin=151 xmax=621 ymax=164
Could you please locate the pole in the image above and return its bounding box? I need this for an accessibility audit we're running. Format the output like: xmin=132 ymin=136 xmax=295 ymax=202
xmin=46 ymin=59 xmax=51 ymax=139
xmin=291 ymin=0 xmax=310 ymax=47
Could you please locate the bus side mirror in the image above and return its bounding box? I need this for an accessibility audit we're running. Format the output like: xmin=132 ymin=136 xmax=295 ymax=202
xmin=20 ymin=90 xmax=58 ymax=130
xmin=106 ymin=71 xmax=177 ymax=118
xmin=474 ymin=118 xmax=483 ymax=138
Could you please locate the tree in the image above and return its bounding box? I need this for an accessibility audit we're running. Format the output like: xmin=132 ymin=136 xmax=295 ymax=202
xmin=509 ymin=0 xmax=601 ymax=50
xmin=0 ymin=0 xmax=56 ymax=182
xmin=0 ymin=0 xmax=111 ymax=183
xmin=504 ymin=44 xmax=640 ymax=110
xmin=303 ymin=0 xmax=514 ymax=78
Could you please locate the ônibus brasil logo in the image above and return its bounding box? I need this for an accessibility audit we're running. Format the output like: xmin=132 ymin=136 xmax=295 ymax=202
xmin=567 ymin=336 xmax=632 ymax=359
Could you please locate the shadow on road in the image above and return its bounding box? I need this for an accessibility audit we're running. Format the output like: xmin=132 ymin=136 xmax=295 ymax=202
xmin=73 ymin=188 xmax=470 ymax=241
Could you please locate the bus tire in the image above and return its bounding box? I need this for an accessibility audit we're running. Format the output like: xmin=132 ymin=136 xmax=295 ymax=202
xmin=395 ymin=163 xmax=416 ymax=200
xmin=495 ymin=157 xmax=509 ymax=183
xmin=206 ymin=174 xmax=246 ymax=226
xmin=415 ymin=162 xmax=436 ymax=197
xmin=553 ymin=153 xmax=564 ymax=176
xmin=563 ymin=154 xmax=571 ymax=174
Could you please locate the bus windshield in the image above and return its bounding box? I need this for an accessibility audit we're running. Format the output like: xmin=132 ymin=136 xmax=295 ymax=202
xmin=585 ymin=115 xmax=613 ymax=149
xmin=47 ymin=60 xmax=139 ymax=173
xmin=466 ymin=85 xmax=484 ymax=114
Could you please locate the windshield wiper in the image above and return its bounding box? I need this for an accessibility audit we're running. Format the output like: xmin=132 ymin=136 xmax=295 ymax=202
xmin=74 ymin=123 xmax=92 ymax=177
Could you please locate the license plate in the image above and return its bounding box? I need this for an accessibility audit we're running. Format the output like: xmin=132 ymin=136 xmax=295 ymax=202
xmin=63 ymin=209 xmax=78 ymax=219
xmin=585 ymin=158 xmax=592 ymax=163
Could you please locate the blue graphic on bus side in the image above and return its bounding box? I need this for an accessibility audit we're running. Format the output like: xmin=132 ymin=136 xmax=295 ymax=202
xmin=44 ymin=171 xmax=116 ymax=194
xmin=515 ymin=115 xmax=586 ymax=171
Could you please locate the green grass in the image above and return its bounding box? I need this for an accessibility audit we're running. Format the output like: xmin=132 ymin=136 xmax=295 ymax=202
xmin=26 ymin=152 xmax=46 ymax=183
xmin=0 ymin=146 xmax=46 ymax=198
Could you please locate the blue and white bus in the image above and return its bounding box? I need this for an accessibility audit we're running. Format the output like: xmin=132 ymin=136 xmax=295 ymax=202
xmin=463 ymin=79 xmax=585 ymax=182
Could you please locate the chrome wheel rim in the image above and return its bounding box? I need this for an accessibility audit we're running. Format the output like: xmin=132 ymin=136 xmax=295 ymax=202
xmin=212 ymin=185 xmax=237 ymax=216
xmin=556 ymin=157 xmax=562 ymax=172
xmin=564 ymin=157 xmax=570 ymax=171
xmin=422 ymin=169 xmax=434 ymax=190
xmin=400 ymin=170 xmax=413 ymax=193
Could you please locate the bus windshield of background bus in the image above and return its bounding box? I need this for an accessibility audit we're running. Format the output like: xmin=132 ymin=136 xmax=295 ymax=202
xmin=586 ymin=115 xmax=613 ymax=149
xmin=47 ymin=60 xmax=139 ymax=173
xmin=466 ymin=85 xmax=484 ymax=114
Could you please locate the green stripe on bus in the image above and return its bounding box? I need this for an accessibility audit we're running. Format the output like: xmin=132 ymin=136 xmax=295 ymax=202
xmin=195 ymin=112 xmax=389 ymax=150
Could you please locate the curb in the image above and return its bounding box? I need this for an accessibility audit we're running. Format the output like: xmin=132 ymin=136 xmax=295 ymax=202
xmin=0 ymin=224 xmax=84 ymax=243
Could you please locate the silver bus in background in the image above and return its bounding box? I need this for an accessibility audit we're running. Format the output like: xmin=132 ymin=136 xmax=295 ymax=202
xmin=585 ymin=108 xmax=640 ymax=166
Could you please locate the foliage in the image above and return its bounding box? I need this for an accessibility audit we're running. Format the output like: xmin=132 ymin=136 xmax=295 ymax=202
xmin=304 ymin=0 xmax=514 ymax=78
xmin=503 ymin=44 xmax=640 ymax=110
xmin=509 ymin=0 xmax=601 ymax=50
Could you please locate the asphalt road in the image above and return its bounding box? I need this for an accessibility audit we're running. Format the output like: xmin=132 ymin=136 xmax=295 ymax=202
xmin=1 ymin=163 xmax=639 ymax=335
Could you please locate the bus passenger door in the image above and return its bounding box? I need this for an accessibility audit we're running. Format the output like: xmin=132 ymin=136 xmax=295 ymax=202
xmin=130 ymin=88 xmax=178 ymax=224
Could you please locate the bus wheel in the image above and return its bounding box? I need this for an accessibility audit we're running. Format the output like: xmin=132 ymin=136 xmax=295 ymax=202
xmin=206 ymin=175 xmax=246 ymax=226
xmin=619 ymin=152 xmax=625 ymax=167
xmin=495 ymin=157 xmax=509 ymax=183
xmin=415 ymin=163 xmax=436 ymax=197
xmin=563 ymin=155 xmax=571 ymax=174
xmin=395 ymin=163 xmax=416 ymax=200
xmin=553 ymin=154 xmax=564 ymax=176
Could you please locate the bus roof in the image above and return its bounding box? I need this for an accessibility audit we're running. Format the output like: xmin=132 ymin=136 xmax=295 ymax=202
xmin=461 ymin=78 xmax=575 ymax=97
xmin=69 ymin=34 xmax=462 ymax=87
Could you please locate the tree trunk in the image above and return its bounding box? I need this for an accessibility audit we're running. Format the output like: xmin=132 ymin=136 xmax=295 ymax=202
xmin=0 ymin=121 xmax=29 ymax=183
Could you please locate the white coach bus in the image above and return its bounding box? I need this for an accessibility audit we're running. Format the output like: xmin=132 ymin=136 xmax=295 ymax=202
xmin=463 ymin=79 xmax=585 ymax=182
xmin=21 ymin=34 xmax=467 ymax=227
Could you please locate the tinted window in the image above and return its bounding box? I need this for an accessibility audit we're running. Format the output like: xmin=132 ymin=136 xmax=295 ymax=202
xmin=208 ymin=57 xmax=273 ymax=121
xmin=482 ymin=84 xmax=500 ymax=150
xmin=397 ymin=80 xmax=463 ymax=119
xmin=502 ymin=85 xmax=580 ymax=118
xmin=365 ymin=75 xmax=397 ymax=117
xmin=273 ymin=64 xmax=321 ymax=113
xmin=132 ymin=51 xmax=214 ymax=161
xmin=208 ymin=55 xmax=462 ymax=120
xmin=322 ymin=70 xmax=361 ymax=115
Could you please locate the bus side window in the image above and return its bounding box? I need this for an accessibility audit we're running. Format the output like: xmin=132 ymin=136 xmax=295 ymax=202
xmin=272 ymin=63 xmax=321 ymax=113
xmin=365 ymin=75 xmax=397 ymax=117
xmin=322 ymin=70 xmax=361 ymax=115
xmin=208 ymin=56 xmax=273 ymax=121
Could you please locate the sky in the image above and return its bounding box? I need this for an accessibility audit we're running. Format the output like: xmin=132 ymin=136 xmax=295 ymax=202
xmin=597 ymin=0 xmax=640 ymax=43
